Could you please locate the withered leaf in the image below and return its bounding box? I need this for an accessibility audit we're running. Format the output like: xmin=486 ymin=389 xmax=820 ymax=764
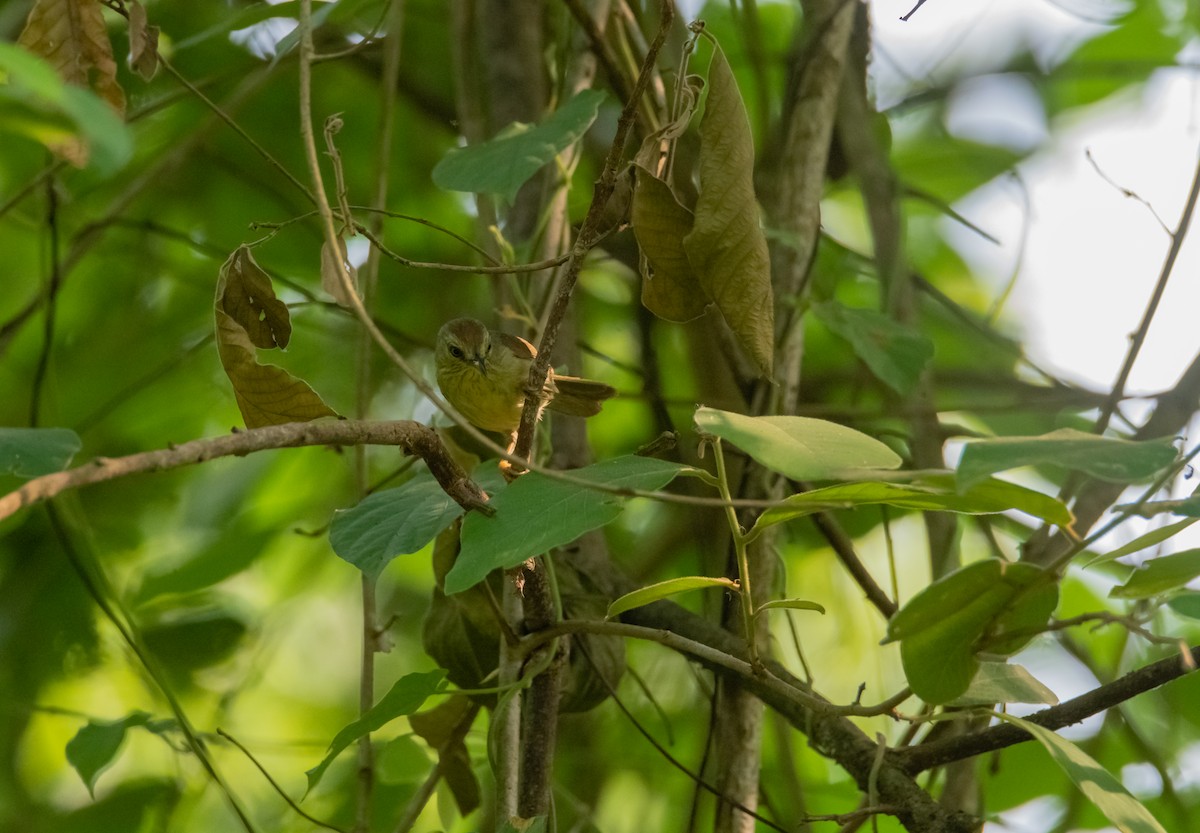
xmin=214 ymin=246 xmax=339 ymax=428
xmin=683 ymin=43 xmax=775 ymax=377
xmin=127 ymin=0 xmax=159 ymax=81
xmin=19 ymin=0 xmax=126 ymax=116
xmin=632 ymin=164 xmax=707 ymax=322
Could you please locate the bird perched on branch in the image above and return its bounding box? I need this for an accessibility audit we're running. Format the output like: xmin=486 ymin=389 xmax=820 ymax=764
xmin=434 ymin=317 xmax=616 ymax=439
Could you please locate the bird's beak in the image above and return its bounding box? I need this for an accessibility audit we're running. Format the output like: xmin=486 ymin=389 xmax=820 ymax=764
xmin=473 ymin=357 xmax=487 ymax=376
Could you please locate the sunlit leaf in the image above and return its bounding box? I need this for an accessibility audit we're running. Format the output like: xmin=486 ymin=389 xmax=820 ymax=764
xmin=66 ymin=712 xmax=151 ymax=797
xmin=752 ymin=477 xmax=1070 ymax=536
xmin=306 ymin=669 xmax=446 ymax=793
xmin=214 ymin=246 xmax=339 ymax=427
xmin=606 ymin=575 xmax=739 ymax=619
xmin=695 ymin=407 xmax=902 ymax=481
xmin=632 ymin=165 xmax=707 ymax=322
xmin=433 ymin=89 xmax=606 ymax=202
xmin=330 ymin=468 xmax=505 ymax=580
xmin=996 ymin=713 xmax=1168 ymax=833
xmin=683 ymin=43 xmax=774 ymax=376
xmin=956 ymin=429 xmax=1177 ymax=492
xmin=0 ymin=427 xmax=81 ymax=477
xmin=812 ymin=301 xmax=933 ymax=396
xmin=1110 ymin=549 xmax=1200 ymax=600
xmin=447 ymin=456 xmax=686 ymax=595
xmin=949 ymin=662 xmax=1058 ymax=706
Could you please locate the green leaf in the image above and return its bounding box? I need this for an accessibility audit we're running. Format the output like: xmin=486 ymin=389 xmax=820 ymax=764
xmin=66 ymin=712 xmax=152 ymax=796
xmin=949 ymin=662 xmax=1058 ymax=706
xmin=1110 ymin=549 xmax=1200 ymax=600
xmin=0 ymin=427 xmax=81 ymax=477
xmin=306 ymin=669 xmax=445 ymax=793
xmin=214 ymin=246 xmax=339 ymax=428
xmin=752 ymin=477 xmax=1070 ymax=536
xmin=956 ymin=429 xmax=1177 ymax=492
xmin=632 ymin=165 xmax=707 ymax=322
xmin=683 ymin=42 xmax=774 ymax=376
xmin=432 ymin=89 xmax=606 ymax=202
xmin=376 ymin=735 xmax=432 ymax=785
xmin=694 ymin=407 xmax=902 ymax=481
xmin=446 ymin=456 xmax=686 ymax=595
xmin=812 ymin=302 xmax=934 ymax=396
xmin=330 ymin=468 xmax=506 ymax=580
xmin=885 ymin=560 xmax=1055 ymax=704
xmin=1084 ymin=518 xmax=1198 ymax=567
xmin=1168 ymin=592 xmax=1200 ymax=620
xmin=1115 ymin=496 xmax=1200 ymax=518
xmin=753 ymin=598 xmax=826 ymax=616
xmin=142 ymin=609 xmax=248 ymax=673
xmin=995 ymin=713 xmax=1168 ymax=833
xmin=606 ymin=576 xmax=739 ymax=619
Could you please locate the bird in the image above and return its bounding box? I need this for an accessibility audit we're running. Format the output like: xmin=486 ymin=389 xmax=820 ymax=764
xmin=434 ymin=317 xmax=616 ymax=438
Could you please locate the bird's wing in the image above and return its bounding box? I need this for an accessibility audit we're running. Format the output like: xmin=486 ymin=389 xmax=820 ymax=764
xmin=496 ymin=331 xmax=537 ymax=360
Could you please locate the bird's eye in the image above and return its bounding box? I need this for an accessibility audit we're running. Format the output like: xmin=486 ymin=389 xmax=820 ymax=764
xmin=448 ymin=345 xmax=463 ymax=359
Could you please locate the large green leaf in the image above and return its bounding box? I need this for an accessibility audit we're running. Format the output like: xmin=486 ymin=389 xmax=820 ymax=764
xmin=751 ymin=476 xmax=1070 ymax=536
xmin=694 ymin=407 xmax=901 ymax=481
xmin=306 ymin=669 xmax=445 ymax=793
xmin=956 ymin=429 xmax=1177 ymax=492
xmin=812 ymin=302 xmax=933 ymax=396
xmin=66 ymin=712 xmax=152 ymax=797
xmin=949 ymin=662 xmax=1058 ymax=707
xmin=996 ymin=714 xmax=1168 ymax=833
xmin=432 ymin=89 xmax=606 ymax=202
xmin=683 ymin=43 xmax=774 ymax=376
xmin=885 ymin=559 xmax=1056 ymax=704
xmin=1110 ymin=549 xmax=1200 ymax=600
xmin=214 ymin=246 xmax=339 ymax=428
xmin=0 ymin=427 xmax=81 ymax=477
xmin=632 ymin=164 xmax=707 ymax=322
xmin=330 ymin=468 xmax=506 ymax=580
xmin=445 ymin=456 xmax=686 ymax=595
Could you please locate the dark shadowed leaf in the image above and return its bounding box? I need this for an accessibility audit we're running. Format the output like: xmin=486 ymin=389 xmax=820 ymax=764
xmin=695 ymin=407 xmax=901 ymax=481
xmin=632 ymin=165 xmax=707 ymax=322
xmin=66 ymin=712 xmax=152 ymax=796
xmin=957 ymin=429 xmax=1177 ymax=492
xmin=432 ymin=89 xmax=606 ymax=202
xmin=813 ymin=301 xmax=934 ymax=396
xmin=214 ymin=246 xmax=339 ymax=427
xmin=683 ymin=43 xmax=774 ymax=375
xmin=447 ymin=456 xmax=686 ymax=594
xmin=0 ymin=427 xmax=81 ymax=477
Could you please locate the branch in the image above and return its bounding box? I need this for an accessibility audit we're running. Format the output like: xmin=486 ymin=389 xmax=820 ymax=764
xmin=0 ymin=420 xmax=491 ymax=522
xmin=893 ymin=644 xmax=1200 ymax=773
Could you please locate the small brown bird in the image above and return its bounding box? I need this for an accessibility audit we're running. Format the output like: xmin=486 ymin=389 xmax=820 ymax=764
xmin=435 ymin=318 xmax=616 ymax=436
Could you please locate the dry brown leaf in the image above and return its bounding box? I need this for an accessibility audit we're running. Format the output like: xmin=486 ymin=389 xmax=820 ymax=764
xmin=127 ymin=0 xmax=159 ymax=81
xmin=19 ymin=0 xmax=127 ymax=116
xmin=632 ymin=164 xmax=708 ymax=323
xmin=214 ymin=246 xmax=339 ymax=428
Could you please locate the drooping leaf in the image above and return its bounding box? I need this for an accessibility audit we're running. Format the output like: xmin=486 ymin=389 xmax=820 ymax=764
xmin=66 ymin=712 xmax=152 ymax=796
xmin=949 ymin=662 xmax=1058 ymax=706
xmin=606 ymin=576 xmax=739 ymax=619
xmin=812 ymin=301 xmax=934 ymax=396
xmin=632 ymin=165 xmax=707 ymax=322
xmin=446 ymin=456 xmax=686 ymax=595
xmin=695 ymin=407 xmax=901 ymax=481
xmin=996 ymin=713 xmax=1168 ymax=833
xmin=0 ymin=427 xmax=81 ymax=477
xmin=1084 ymin=518 xmax=1198 ymax=567
xmin=18 ymin=0 xmax=126 ymax=116
xmin=1110 ymin=549 xmax=1200 ymax=600
xmin=885 ymin=559 xmax=1056 ymax=704
xmin=432 ymin=89 xmax=606 ymax=202
xmin=330 ymin=468 xmax=505 ymax=580
xmin=683 ymin=43 xmax=774 ymax=376
xmin=306 ymin=669 xmax=446 ymax=793
xmin=214 ymin=246 xmax=339 ymax=427
xmin=752 ymin=477 xmax=1070 ymax=536
xmin=956 ymin=429 xmax=1177 ymax=492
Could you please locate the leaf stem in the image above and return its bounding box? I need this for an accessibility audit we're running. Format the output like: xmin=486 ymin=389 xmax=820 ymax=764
xmin=712 ymin=438 xmax=759 ymax=666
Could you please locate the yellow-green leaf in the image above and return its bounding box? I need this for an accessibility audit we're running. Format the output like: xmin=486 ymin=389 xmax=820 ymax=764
xmin=214 ymin=246 xmax=339 ymax=428
xmin=683 ymin=42 xmax=774 ymax=376
xmin=606 ymin=575 xmax=739 ymax=619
